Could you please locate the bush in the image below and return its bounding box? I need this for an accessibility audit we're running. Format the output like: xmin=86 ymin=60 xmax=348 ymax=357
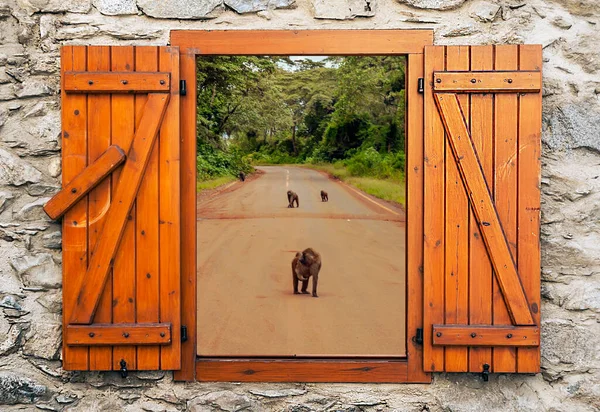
xmin=197 ymin=143 xmax=253 ymax=181
xmin=343 ymin=147 xmax=405 ymax=181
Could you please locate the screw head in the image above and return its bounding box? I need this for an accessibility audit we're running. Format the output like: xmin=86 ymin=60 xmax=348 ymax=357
xmin=471 ymin=78 xmax=477 ymax=84
xmin=123 ymin=332 xmax=130 ymax=338
xmin=121 ymin=80 xmax=128 ymax=85
xmin=89 ymin=332 xmax=95 ymax=337
xmin=160 ymin=80 xmax=166 ymax=85
xmin=436 ymin=332 xmax=442 ymax=337
xmin=88 ymin=80 xmax=94 ymax=85
xmin=507 ymin=78 xmax=513 ymax=84
xmin=435 ymin=78 xmax=441 ymax=83
xmin=471 ymin=332 xmax=477 ymax=338
xmin=506 ymin=333 xmax=513 ymax=339
xmin=71 ymin=188 xmax=77 ymax=194
xmin=160 ymin=332 xmax=165 ymax=338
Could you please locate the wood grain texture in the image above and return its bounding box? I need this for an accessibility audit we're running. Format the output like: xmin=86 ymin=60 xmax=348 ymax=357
xmin=405 ymin=53 xmax=430 ymax=383
xmin=87 ymin=46 xmax=113 ymax=371
xmin=432 ymin=326 xmax=539 ymax=347
xmin=44 ymin=145 xmax=125 ymax=220
xmin=134 ymin=47 xmax=161 ymax=370
xmin=61 ymin=46 xmax=89 ymax=371
xmin=158 ymin=46 xmax=182 ymax=371
xmin=67 ymin=324 xmax=171 ymax=346
xmin=423 ymin=45 xmax=446 ymax=372
xmin=170 ymin=30 xmax=433 ymax=55
xmin=443 ymin=46 xmax=470 ymax=372
xmin=468 ymin=45 xmax=494 ymax=373
xmin=70 ymin=93 xmax=169 ymax=325
xmin=516 ymin=45 xmax=542 ymax=373
xmin=492 ymin=45 xmax=519 ymax=372
xmin=433 ymin=71 xmax=540 ymax=93
xmin=197 ymin=360 xmax=409 ymax=383
xmin=434 ymin=92 xmax=534 ymax=327
xmin=64 ymin=72 xmax=170 ymax=93
xmin=173 ymin=49 xmax=197 ymax=382
xmin=111 ymin=46 xmax=138 ymax=371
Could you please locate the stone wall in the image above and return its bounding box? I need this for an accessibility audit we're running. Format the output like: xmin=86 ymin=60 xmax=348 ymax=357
xmin=0 ymin=0 xmax=599 ymax=410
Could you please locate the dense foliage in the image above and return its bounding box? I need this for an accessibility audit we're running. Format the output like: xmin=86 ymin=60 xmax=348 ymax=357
xmin=196 ymin=55 xmax=406 ymax=181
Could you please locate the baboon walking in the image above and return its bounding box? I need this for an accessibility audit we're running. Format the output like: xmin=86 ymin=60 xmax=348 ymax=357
xmin=238 ymin=171 xmax=245 ymax=182
xmin=292 ymin=248 xmax=322 ymax=297
xmin=320 ymin=190 xmax=328 ymax=202
xmin=287 ymin=190 xmax=299 ymax=208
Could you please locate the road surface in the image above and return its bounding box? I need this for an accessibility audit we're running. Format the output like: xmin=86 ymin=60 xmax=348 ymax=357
xmin=197 ymin=166 xmax=406 ymax=357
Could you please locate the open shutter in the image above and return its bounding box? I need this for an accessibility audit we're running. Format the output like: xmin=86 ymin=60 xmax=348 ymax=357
xmin=49 ymin=46 xmax=181 ymax=371
xmin=423 ymin=45 xmax=542 ymax=374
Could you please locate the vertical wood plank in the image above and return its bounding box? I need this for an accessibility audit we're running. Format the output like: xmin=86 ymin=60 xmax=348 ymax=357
xmin=111 ymin=46 xmax=137 ymax=371
xmin=493 ymin=45 xmax=518 ymax=372
xmin=135 ymin=46 xmax=161 ymax=370
xmin=517 ymin=45 xmax=542 ymax=373
xmin=61 ymin=46 xmax=89 ymax=370
xmin=423 ymin=45 xmax=445 ymax=372
xmin=468 ymin=45 xmax=494 ymax=373
xmin=159 ymin=47 xmax=181 ymax=370
xmin=406 ymin=53 xmax=429 ymax=382
xmin=443 ymin=46 xmax=469 ymax=372
xmin=174 ymin=49 xmax=197 ymax=381
xmin=87 ymin=46 xmax=113 ymax=371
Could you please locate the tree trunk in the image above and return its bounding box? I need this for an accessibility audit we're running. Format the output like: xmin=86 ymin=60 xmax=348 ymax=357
xmin=291 ymin=123 xmax=297 ymax=155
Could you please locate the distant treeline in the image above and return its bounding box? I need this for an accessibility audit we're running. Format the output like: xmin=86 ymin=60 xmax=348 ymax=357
xmin=196 ymin=56 xmax=406 ymax=181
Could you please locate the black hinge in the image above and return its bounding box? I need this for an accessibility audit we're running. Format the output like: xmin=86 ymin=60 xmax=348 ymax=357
xmin=417 ymin=78 xmax=424 ymax=94
xmin=181 ymin=325 xmax=188 ymax=342
xmin=481 ymin=363 xmax=490 ymax=382
xmin=415 ymin=328 xmax=423 ymax=345
xmin=180 ymin=80 xmax=187 ymax=96
xmin=119 ymin=359 xmax=128 ymax=378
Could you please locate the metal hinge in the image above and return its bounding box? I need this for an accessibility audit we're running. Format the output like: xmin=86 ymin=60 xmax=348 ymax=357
xmin=481 ymin=363 xmax=490 ymax=382
xmin=119 ymin=359 xmax=128 ymax=379
xmin=415 ymin=328 xmax=423 ymax=345
xmin=181 ymin=325 xmax=188 ymax=342
xmin=180 ymin=80 xmax=187 ymax=96
xmin=418 ymin=78 xmax=424 ymax=94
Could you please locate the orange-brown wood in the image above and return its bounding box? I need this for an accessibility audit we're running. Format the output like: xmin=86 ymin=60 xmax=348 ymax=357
xmin=70 ymin=93 xmax=169 ymax=325
xmin=44 ymin=145 xmax=125 ymax=220
xmin=405 ymin=53 xmax=430 ymax=383
xmin=423 ymin=45 xmax=446 ymax=372
xmin=171 ymin=30 xmax=433 ymax=55
xmin=87 ymin=46 xmax=113 ymax=371
xmin=64 ymin=72 xmax=170 ymax=93
xmin=135 ymin=47 xmax=162 ymax=370
xmin=66 ymin=324 xmax=172 ymax=346
xmin=61 ymin=46 xmax=89 ymax=371
xmin=196 ymin=360 xmax=409 ymax=383
xmin=468 ymin=45 xmax=494 ymax=373
xmin=434 ymin=92 xmax=534 ymax=326
xmin=433 ymin=71 xmax=540 ymax=93
xmin=110 ymin=46 xmax=138 ymax=371
xmin=432 ymin=326 xmax=539 ymax=347
xmin=516 ymin=45 xmax=542 ymax=373
xmin=173 ymin=49 xmax=197 ymax=382
xmin=443 ymin=46 xmax=470 ymax=372
xmin=492 ymin=45 xmax=519 ymax=372
xmin=158 ymin=46 xmax=182 ymax=371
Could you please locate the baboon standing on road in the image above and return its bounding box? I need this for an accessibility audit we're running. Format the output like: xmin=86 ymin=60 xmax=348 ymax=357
xmin=292 ymin=248 xmax=322 ymax=297
xmin=320 ymin=190 xmax=328 ymax=202
xmin=238 ymin=171 xmax=245 ymax=182
xmin=287 ymin=190 xmax=299 ymax=208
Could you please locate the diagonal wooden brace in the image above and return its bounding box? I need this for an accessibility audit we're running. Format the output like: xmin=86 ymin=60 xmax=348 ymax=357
xmin=44 ymin=145 xmax=126 ymax=220
xmin=434 ymin=93 xmax=534 ymax=326
xmin=69 ymin=93 xmax=170 ymax=325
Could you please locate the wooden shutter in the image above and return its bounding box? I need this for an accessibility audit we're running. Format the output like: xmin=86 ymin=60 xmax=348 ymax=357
xmin=50 ymin=46 xmax=181 ymax=371
xmin=423 ymin=45 xmax=542 ymax=374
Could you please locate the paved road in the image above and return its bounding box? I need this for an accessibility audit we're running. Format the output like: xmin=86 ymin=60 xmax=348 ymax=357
xmin=197 ymin=166 xmax=406 ymax=357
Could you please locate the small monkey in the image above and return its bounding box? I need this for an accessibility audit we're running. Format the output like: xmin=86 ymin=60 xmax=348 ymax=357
xmin=291 ymin=248 xmax=322 ymax=297
xmin=238 ymin=171 xmax=245 ymax=182
xmin=320 ymin=190 xmax=328 ymax=202
xmin=287 ymin=190 xmax=299 ymax=208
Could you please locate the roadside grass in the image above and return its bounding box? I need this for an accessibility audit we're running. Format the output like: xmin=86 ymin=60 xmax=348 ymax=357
xmin=196 ymin=175 xmax=237 ymax=192
xmin=302 ymin=163 xmax=406 ymax=206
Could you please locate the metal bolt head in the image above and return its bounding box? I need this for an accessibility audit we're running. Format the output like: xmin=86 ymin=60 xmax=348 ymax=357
xmin=506 ymin=333 xmax=513 ymax=339
xmin=471 ymin=78 xmax=477 ymax=84
xmin=121 ymin=80 xmax=128 ymax=85
xmin=160 ymin=332 xmax=165 ymax=338
xmin=160 ymin=80 xmax=166 ymax=85
xmin=88 ymin=80 xmax=94 ymax=85
xmin=89 ymin=332 xmax=95 ymax=337
xmin=123 ymin=332 xmax=130 ymax=338
xmin=436 ymin=332 xmax=442 ymax=337
xmin=435 ymin=78 xmax=441 ymax=84
xmin=507 ymin=78 xmax=513 ymax=84
xmin=471 ymin=332 xmax=477 ymax=338
xmin=71 ymin=188 xmax=77 ymax=194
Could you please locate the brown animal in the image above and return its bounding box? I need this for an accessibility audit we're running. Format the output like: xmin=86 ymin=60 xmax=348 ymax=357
xmin=291 ymin=248 xmax=322 ymax=297
xmin=320 ymin=190 xmax=328 ymax=202
xmin=287 ymin=190 xmax=299 ymax=208
xmin=238 ymin=171 xmax=245 ymax=182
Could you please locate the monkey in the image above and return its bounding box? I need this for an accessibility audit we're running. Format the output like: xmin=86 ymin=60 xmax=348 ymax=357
xmin=291 ymin=247 xmax=321 ymax=297
xmin=320 ymin=190 xmax=328 ymax=202
xmin=287 ymin=190 xmax=299 ymax=208
xmin=238 ymin=171 xmax=245 ymax=182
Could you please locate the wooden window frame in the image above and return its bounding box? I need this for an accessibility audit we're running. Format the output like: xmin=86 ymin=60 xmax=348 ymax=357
xmin=170 ymin=30 xmax=433 ymax=383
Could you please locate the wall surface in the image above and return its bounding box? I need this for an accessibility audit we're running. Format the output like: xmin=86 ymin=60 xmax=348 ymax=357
xmin=0 ymin=0 xmax=599 ymax=411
